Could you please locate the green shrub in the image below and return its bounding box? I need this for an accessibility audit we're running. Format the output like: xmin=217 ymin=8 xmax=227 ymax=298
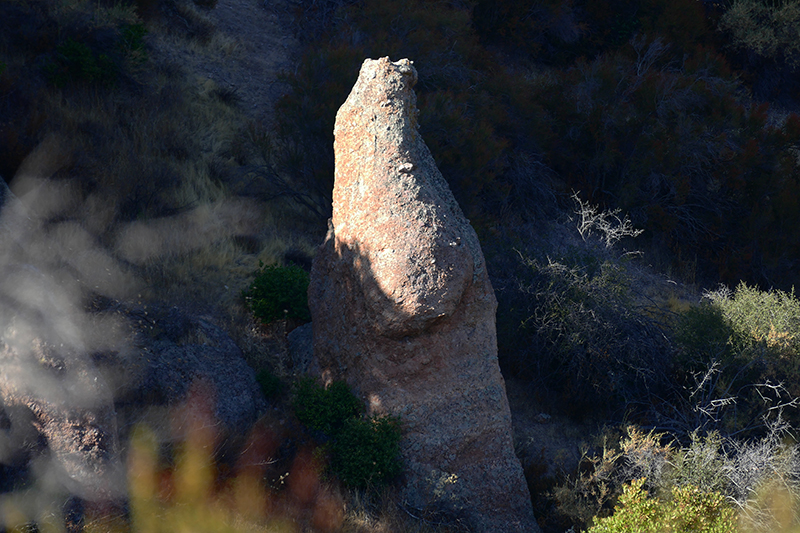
xmin=552 ymin=426 xmax=670 ymax=528
xmin=44 ymin=38 xmax=118 ymax=87
xmin=120 ymin=22 xmax=148 ymax=62
xmin=717 ymin=0 xmax=800 ymax=100
xmin=663 ymin=432 xmax=729 ymax=495
xmin=587 ymin=478 xmax=737 ymax=533
xmin=243 ymin=262 xmax=311 ymax=324
xmin=331 ymin=415 xmax=402 ymax=489
xmin=552 ymin=421 xmax=800 ymax=532
xmin=255 ymin=369 xmax=284 ymax=400
xmin=292 ymin=378 xmax=402 ymax=489
xmin=710 ymin=283 xmax=800 ymax=356
xmin=675 ymin=303 xmax=734 ymax=362
xmin=670 ymin=283 xmax=800 ymax=436
xmin=719 ymin=0 xmax=800 ymax=72
xmin=292 ymin=378 xmax=363 ymax=436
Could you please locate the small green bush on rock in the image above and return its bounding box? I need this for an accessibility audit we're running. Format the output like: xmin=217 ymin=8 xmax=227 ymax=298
xmin=293 ymin=378 xmax=363 ymax=436
xmin=292 ymin=378 xmax=402 ymax=489
xmin=332 ymin=416 xmax=402 ymax=489
xmin=243 ymin=262 xmax=311 ymax=324
xmin=255 ymin=369 xmax=284 ymax=400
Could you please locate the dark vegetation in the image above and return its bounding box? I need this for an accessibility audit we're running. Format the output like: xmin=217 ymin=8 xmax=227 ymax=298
xmin=269 ymin=0 xmax=800 ymax=530
xmin=243 ymin=261 xmax=312 ymax=323
xmin=274 ymin=0 xmax=800 ymax=289
xmin=292 ymin=378 xmax=403 ymax=489
xmin=0 ymin=0 xmax=239 ymax=226
xmin=4 ymin=0 xmax=800 ymax=531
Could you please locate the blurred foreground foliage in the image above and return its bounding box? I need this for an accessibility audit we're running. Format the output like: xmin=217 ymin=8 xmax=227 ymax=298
xmin=587 ymin=478 xmax=736 ymax=533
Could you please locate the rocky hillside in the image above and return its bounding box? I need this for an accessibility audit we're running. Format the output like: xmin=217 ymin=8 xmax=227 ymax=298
xmin=3 ymin=0 xmax=800 ymax=532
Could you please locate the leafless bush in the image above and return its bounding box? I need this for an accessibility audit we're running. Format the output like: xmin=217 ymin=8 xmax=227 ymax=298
xmin=651 ymin=360 xmax=799 ymax=441
xmin=572 ymin=192 xmax=643 ymax=248
xmin=234 ymin=126 xmax=331 ymax=221
xmin=658 ymin=283 xmax=800 ymax=440
xmin=501 ymin=251 xmax=671 ymax=418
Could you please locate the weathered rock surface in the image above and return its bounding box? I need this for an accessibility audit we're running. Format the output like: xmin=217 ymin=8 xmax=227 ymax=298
xmin=0 ymin=178 xmax=124 ymax=502
xmin=287 ymin=322 xmax=313 ymax=374
xmin=0 ymin=340 xmax=123 ymax=501
xmin=0 ymin=302 xmax=268 ymax=501
xmin=115 ymin=304 xmax=268 ymax=439
xmin=309 ymin=57 xmax=539 ymax=532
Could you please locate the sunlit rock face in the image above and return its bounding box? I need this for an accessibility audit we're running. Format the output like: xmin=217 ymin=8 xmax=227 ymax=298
xmin=309 ymin=57 xmax=539 ymax=532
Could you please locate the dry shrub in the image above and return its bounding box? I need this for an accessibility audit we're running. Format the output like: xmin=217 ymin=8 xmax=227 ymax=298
xmin=718 ymin=0 xmax=800 ymax=99
xmin=552 ymin=420 xmax=800 ymax=533
xmin=499 ymin=248 xmax=670 ymax=419
xmin=666 ymin=283 xmax=800 ymax=437
xmin=550 ymin=427 xmax=670 ymax=529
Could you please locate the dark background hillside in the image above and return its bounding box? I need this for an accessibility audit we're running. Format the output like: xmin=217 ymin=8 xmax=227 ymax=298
xmin=275 ymin=0 xmax=800 ymax=290
xmin=2 ymin=0 xmax=799 ymax=293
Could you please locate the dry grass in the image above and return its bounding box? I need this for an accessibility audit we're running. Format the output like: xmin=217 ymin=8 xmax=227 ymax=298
xmin=1 ymin=0 xmax=323 ymax=311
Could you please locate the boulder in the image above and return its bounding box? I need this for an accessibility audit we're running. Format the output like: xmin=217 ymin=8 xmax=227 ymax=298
xmin=309 ymin=57 xmax=539 ymax=532
xmin=0 ymin=301 xmax=268 ymax=503
xmin=0 ymin=179 xmax=124 ymax=503
xmin=0 ymin=336 xmax=123 ymax=501
xmin=114 ymin=304 xmax=268 ymax=440
xmin=287 ymin=322 xmax=313 ymax=374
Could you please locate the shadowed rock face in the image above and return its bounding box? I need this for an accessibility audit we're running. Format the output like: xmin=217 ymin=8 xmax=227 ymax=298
xmin=309 ymin=57 xmax=540 ymax=532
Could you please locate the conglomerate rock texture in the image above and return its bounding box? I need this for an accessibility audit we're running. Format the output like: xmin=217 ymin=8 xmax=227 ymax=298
xmin=309 ymin=57 xmax=539 ymax=532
